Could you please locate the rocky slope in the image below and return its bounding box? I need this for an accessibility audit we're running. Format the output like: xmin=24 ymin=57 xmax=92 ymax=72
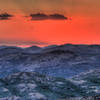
xmin=0 ymin=44 xmax=100 ymax=78
xmin=0 ymin=44 xmax=100 ymax=99
xmin=0 ymin=69 xmax=100 ymax=100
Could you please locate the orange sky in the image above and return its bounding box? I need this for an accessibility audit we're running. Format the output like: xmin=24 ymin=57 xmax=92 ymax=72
xmin=0 ymin=0 xmax=100 ymax=46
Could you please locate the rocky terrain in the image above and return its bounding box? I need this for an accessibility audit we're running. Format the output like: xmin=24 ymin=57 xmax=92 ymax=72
xmin=0 ymin=44 xmax=100 ymax=78
xmin=0 ymin=44 xmax=100 ymax=99
xmin=0 ymin=69 xmax=100 ymax=100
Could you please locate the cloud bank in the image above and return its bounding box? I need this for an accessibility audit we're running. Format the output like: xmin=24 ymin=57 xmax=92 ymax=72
xmin=0 ymin=12 xmax=68 ymax=21
xmin=30 ymin=13 xmax=68 ymax=20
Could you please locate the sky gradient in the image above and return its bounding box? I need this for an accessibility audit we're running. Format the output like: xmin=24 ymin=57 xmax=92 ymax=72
xmin=0 ymin=0 xmax=100 ymax=47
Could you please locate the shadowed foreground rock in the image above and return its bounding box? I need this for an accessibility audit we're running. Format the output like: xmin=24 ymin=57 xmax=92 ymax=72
xmin=0 ymin=96 xmax=100 ymax=100
xmin=60 ymin=95 xmax=100 ymax=100
xmin=0 ymin=72 xmax=100 ymax=100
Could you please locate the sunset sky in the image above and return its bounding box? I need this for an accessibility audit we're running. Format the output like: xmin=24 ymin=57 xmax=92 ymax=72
xmin=0 ymin=0 xmax=100 ymax=47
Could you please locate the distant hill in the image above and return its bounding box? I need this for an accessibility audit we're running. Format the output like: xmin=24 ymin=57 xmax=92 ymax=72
xmin=0 ymin=44 xmax=100 ymax=78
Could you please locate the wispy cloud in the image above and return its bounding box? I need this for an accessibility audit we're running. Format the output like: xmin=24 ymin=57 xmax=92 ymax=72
xmin=30 ymin=13 xmax=68 ymax=20
xmin=0 ymin=40 xmax=49 ymax=46
xmin=0 ymin=13 xmax=13 ymax=20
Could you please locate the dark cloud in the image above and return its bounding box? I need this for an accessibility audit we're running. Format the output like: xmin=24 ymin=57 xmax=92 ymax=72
xmin=49 ymin=14 xmax=68 ymax=20
xmin=30 ymin=13 xmax=68 ymax=20
xmin=0 ymin=13 xmax=13 ymax=20
xmin=30 ymin=13 xmax=48 ymax=20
